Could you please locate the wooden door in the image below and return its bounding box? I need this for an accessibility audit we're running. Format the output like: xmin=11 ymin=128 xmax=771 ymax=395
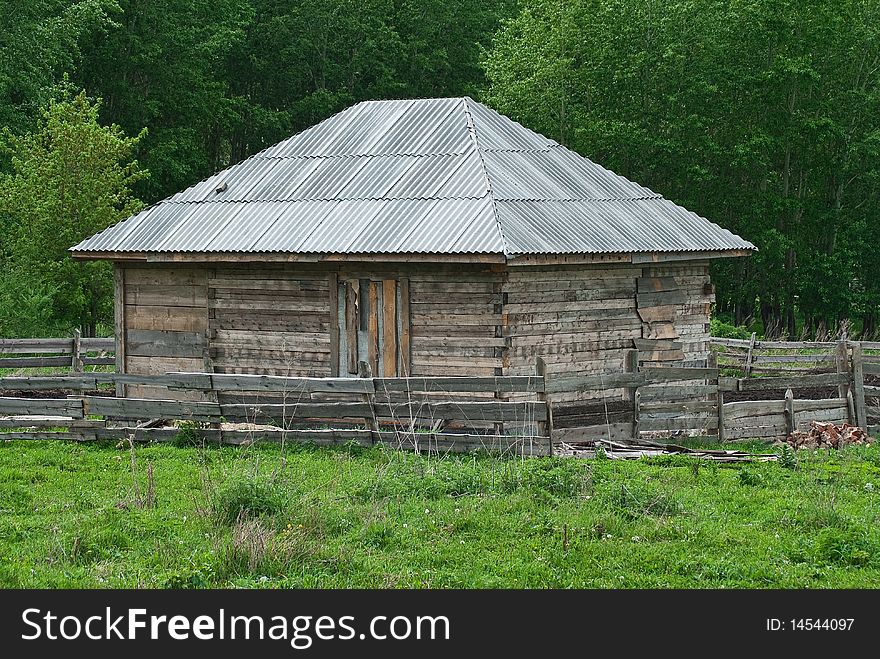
xmin=335 ymin=277 xmax=410 ymax=377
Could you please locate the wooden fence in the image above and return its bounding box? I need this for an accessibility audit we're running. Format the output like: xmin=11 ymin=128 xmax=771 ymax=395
xmin=0 ymin=368 xmax=552 ymax=456
xmin=0 ymin=332 xmax=115 ymax=371
xmin=708 ymin=337 xmax=880 ymax=439
xmin=1 ymin=336 xmax=878 ymax=453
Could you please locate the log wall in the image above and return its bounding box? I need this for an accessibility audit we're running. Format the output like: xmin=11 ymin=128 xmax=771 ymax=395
xmin=118 ymin=260 xmax=712 ymax=404
xmin=119 ymin=264 xmax=208 ymax=399
xmin=207 ymin=265 xmax=331 ymax=376
xmin=503 ymin=261 xmax=712 ymax=403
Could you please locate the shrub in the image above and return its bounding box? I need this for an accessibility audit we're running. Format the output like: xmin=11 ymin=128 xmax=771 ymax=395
xmin=710 ymin=317 xmax=753 ymax=340
xmin=213 ymin=478 xmax=286 ymax=526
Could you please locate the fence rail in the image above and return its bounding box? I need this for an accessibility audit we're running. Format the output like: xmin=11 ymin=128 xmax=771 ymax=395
xmin=0 ymin=333 xmax=115 ymax=371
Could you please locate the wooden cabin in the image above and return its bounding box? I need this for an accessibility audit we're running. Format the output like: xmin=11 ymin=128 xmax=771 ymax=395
xmin=71 ymin=97 xmax=754 ymax=403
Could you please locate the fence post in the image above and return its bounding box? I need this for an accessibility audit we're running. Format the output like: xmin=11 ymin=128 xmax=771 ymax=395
xmin=852 ymin=342 xmax=867 ymax=429
xmin=836 ymin=335 xmax=851 ymax=410
xmin=535 ymin=357 xmax=552 ymax=455
xmin=625 ymin=349 xmax=640 ymax=440
xmin=783 ymin=388 xmax=795 ymax=436
xmin=71 ymin=329 xmax=83 ymax=373
xmin=357 ymin=360 xmax=379 ymax=445
xmin=743 ymin=332 xmax=757 ymax=378
xmin=708 ymin=352 xmax=724 ymax=441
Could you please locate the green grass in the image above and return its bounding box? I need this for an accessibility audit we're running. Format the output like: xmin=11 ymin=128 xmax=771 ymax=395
xmin=1 ymin=438 xmax=880 ymax=588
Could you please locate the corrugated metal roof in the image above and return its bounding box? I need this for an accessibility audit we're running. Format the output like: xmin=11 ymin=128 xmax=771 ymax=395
xmin=72 ymin=97 xmax=756 ymax=257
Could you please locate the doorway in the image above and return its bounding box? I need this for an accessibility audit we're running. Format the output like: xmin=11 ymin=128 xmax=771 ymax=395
xmin=335 ymin=277 xmax=410 ymax=377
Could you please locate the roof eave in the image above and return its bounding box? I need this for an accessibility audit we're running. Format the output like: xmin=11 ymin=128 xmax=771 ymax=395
xmin=506 ymin=248 xmax=756 ymax=266
xmin=68 ymin=250 xmax=508 ymax=264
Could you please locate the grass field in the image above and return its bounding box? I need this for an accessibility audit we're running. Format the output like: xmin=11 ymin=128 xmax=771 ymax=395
xmin=1 ymin=437 xmax=879 ymax=588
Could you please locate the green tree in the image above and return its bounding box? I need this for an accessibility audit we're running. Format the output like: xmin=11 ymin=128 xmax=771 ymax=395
xmin=485 ymin=0 xmax=880 ymax=338
xmin=0 ymin=0 xmax=115 ymax=138
xmin=0 ymin=91 xmax=147 ymax=336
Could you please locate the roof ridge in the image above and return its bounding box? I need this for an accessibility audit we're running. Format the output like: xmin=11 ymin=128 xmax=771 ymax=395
xmin=462 ymin=97 xmax=510 ymax=256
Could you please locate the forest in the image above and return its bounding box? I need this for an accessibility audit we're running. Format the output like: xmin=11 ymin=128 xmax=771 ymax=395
xmin=0 ymin=0 xmax=878 ymax=338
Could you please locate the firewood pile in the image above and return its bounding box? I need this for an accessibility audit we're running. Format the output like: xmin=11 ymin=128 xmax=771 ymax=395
xmin=784 ymin=421 xmax=872 ymax=450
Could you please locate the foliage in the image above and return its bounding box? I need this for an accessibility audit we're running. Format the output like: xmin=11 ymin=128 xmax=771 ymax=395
xmin=2 ymin=440 xmax=880 ymax=588
xmin=0 ymin=1 xmax=116 ymax=138
xmin=2 ymin=1 xmax=880 ymax=336
xmin=710 ymin=317 xmax=753 ymax=340
xmin=485 ymin=0 xmax=880 ymax=338
xmin=73 ymin=0 xmax=515 ymax=202
xmin=0 ymin=91 xmax=146 ymax=335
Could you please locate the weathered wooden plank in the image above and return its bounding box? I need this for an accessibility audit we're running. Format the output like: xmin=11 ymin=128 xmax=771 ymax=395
xmin=124 ymin=284 xmax=207 ymax=307
xmin=719 ymin=377 xmax=739 ymax=392
xmin=0 ymin=397 xmax=84 ymax=418
xmin=411 ymin=314 xmax=501 ymax=326
xmin=791 ymin=398 xmax=848 ymax=413
xmin=374 ymin=376 xmax=544 ymax=393
xmin=743 ymin=332 xmax=757 ymax=377
xmin=126 ymin=330 xmax=205 ymax=358
xmin=208 ymin=299 xmax=327 ymax=312
xmin=737 ymin=373 xmax=849 ymax=390
xmin=636 ymin=305 xmax=675 ymax=323
xmin=328 ymin=272 xmax=339 ymax=376
xmin=183 ymin=373 xmax=376 ymax=394
xmin=81 ymin=338 xmax=115 ymax=352
xmin=125 ymin=356 xmax=206 ymax=376
xmin=864 ymin=363 xmax=880 ymax=375
xmin=724 ymin=424 xmax=787 ymax=441
xmin=410 ymin=356 xmax=503 ymax=369
xmin=552 ymin=423 xmax=633 ymax=443
xmin=638 ymin=348 xmax=686 ymax=362
xmin=750 ymin=354 xmax=836 ymax=364
xmin=637 ymin=290 xmax=686 ymax=308
xmin=398 ymin=277 xmax=411 ymax=376
xmin=642 ymin=367 xmax=717 ymax=381
xmin=639 ymin=385 xmax=719 ymax=401
xmin=83 ymin=397 xmax=222 ymax=420
xmin=123 ymin=267 xmax=206 ymax=287
xmin=504 ymin=298 xmax=635 ymax=314
xmin=0 ymin=356 xmax=72 ymax=368
xmin=708 ymin=338 xmax=752 ymax=348
xmin=82 ymin=357 xmax=116 ymax=366
xmin=0 ymin=376 xmax=99 ymax=391
xmin=643 ymin=322 xmax=679 ymax=340
xmin=639 ymin=416 xmax=718 ymax=431
xmin=636 ymin=276 xmax=680 ymax=293
xmin=211 ymin=329 xmax=328 ymax=345
xmin=125 ymin=305 xmax=207 ymax=332
xmin=0 ymin=338 xmax=74 ymax=354
xmin=208 ymin=277 xmax=328 ymax=292
xmin=795 ymin=408 xmax=850 ymax=426
xmin=640 ymin=400 xmax=717 ymax=413
xmin=545 ymin=372 xmax=645 ymax=393
xmin=98 ymin=372 xmax=212 ymax=389
xmin=382 ymin=279 xmax=397 ymax=377
xmin=0 ymin=418 xmax=104 ymax=429
xmin=722 ymin=401 xmax=784 ymax=421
